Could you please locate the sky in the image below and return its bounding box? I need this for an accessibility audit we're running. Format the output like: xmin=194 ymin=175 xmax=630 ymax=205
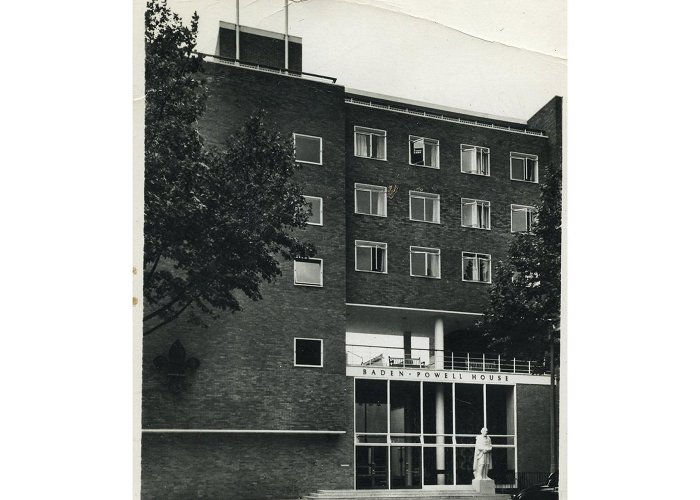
xmin=168 ymin=0 xmax=567 ymax=121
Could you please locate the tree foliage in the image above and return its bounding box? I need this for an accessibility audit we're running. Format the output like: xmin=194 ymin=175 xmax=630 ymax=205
xmin=481 ymin=162 xmax=562 ymax=365
xmin=144 ymin=0 xmax=313 ymax=336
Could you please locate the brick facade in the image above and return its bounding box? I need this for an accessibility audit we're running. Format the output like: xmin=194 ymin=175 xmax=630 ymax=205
xmin=141 ymin=40 xmax=561 ymax=498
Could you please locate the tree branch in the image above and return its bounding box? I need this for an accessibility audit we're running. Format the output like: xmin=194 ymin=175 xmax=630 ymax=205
xmin=143 ymin=296 xmax=197 ymax=336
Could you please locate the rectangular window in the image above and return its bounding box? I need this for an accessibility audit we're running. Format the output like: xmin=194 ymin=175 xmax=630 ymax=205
xmin=355 ymin=240 xmax=388 ymax=273
xmin=410 ymin=246 xmax=440 ymax=279
xmin=461 ymin=145 xmax=490 ymax=175
xmin=293 ymin=133 xmax=322 ymax=164
xmin=461 ymin=198 xmax=490 ymax=229
xmin=511 ymin=204 xmax=536 ymax=233
xmin=294 ymin=338 xmax=323 ymax=367
xmin=462 ymin=252 xmax=491 ymax=283
xmin=510 ymin=152 xmax=538 ymax=182
xmin=354 ymin=126 xmax=387 ymax=160
xmin=355 ymin=183 xmax=387 ymax=217
xmin=294 ymin=258 xmax=323 ymax=287
xmin=302 ymin=195 xmax=323 ymax=226
xmin=409 ymin=135 xmax=439 ymax=168
xmin=409 ymin=191 xmax=440 ymax=224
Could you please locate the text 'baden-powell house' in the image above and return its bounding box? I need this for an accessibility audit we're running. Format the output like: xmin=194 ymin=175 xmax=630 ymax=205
xmin=142 ymin=22 xmax=562 ymax=500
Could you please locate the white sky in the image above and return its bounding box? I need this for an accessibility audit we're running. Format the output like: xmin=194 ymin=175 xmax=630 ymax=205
xmin=169 ymin=0 xmax=566 ymax=120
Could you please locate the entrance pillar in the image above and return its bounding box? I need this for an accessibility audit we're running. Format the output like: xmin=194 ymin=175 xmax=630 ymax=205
xmin=434 ymin=317 xmax=445 ymax=485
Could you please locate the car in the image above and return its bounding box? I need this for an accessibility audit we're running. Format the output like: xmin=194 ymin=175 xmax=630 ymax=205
xmin=511 ymin=472 xmax=559 ymax=500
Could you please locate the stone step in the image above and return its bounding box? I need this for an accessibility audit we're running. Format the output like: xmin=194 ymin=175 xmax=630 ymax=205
xmin=303 ymin=490 xmax=510 ymax=500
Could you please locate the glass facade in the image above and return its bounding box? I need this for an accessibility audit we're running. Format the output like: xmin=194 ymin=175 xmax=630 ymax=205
xmin=354 ymin=379 xmax=516 ymax=489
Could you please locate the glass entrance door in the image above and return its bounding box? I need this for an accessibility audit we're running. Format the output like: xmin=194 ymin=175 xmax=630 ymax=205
xmin=356 ymin=446 xmax=388 ymax=489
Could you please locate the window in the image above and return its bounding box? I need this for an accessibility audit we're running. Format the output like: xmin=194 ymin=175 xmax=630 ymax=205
xmin=409 ymin=135 xmax=439 ymax=168
xmin=293 ymin=133 xmax=322 ymax=164
xmin=409 ymin=191 xmax=440 ymax=224
xmin=410 ymin=246 xmax=440 ymax=278
xmin=461 ymin=145 xmax=490 ymax=175
xmin=510 ymin=152 xmax=538 ymax=182
xmin=302 ymin=195 xmax=323 ymax=225
xmin=355 ymin=183 xmax=387 ymax=217
xmin=511 ymin=204 xmax=536 ymax=233
xmin=354 ymin=126 xmax=386 ymax=160
xmin=461 ymin=198 xmax=490 ymax=229
xmin=294 ymin=338 xmax=323 ymax=367
xmin=294 ymin=258 xmax=323 ymax=286
xmin=462 ymin=252 xmax=491 ymax=283
xmin=355 ymin=240 xmax=387 ymax=273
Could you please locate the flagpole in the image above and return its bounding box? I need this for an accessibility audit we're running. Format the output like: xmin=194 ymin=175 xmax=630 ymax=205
xmin=236 ymin=0 xmax=240 ymax=61
xmin=284 ymin=0 xmax=289 ymax=70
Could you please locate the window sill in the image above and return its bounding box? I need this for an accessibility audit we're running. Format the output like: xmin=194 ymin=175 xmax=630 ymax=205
xmin=462 ymin=279 xmax=492 ymax=284
xmin=294 ymin=282 xmax=324 ymax=287
xmin=409 ymin=163 xmax=440 ymax=170
xmin=296 ymin=160 xmax=323 ymax=166
xmin=355 ymin=212 xmax=387 ymax=218
xmin=461 ymin=225 xmax=491 ymax=230
xmin=354 ymin=154 xmax=387 ymax=162
xmin=461 ymin=171 xmax=490 ymax=177
xmin=409 ymin=218 xmax=441 ymax=225
xmin=410 ymin=274 xmax=441 ymax=279
xmin=355 ymin=268 xmax=388 ymax=274
xmin=510 ymin=177 xmax=539 ymax=184
xmin=294 ymin=364 xmax=324 ymax=368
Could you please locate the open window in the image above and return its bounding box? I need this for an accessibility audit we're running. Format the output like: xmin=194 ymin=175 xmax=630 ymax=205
xmin=355 ymin=240 xmax=388 ymax=273
xmin=409 ymin=135 xmax=439 ymax=168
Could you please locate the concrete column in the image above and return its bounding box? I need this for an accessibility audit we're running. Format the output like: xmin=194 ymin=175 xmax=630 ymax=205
xmin=434 ymin=317 xmax=445 ymax=485
xmin=434 ymin=317 xmax=444 ymax=369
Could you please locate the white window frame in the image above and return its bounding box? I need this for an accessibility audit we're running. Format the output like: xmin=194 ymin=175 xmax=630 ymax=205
xmin=354 ymin=126 xmax=387 ymax=161
xmin=408 ymin=135 xmax=440 ymax=169
xmin=409 ymin=246 xmax=441 ymax=279
xmin=510 ymin=152 xmax=538 ymax=183
xmin=461 ymin=198 xmax=491 ymax=230
xmin=462 ymin=252 xmax=492 ymax=283
xmin=354 ymin=183 xmax=387 ymax=217
xmin=511 ymin=204 xmax=536 ymax=233
xmin=409 ymin=191 xmax=440 ymax=224
xmin=293 ymin=258 xmax=323 ymax=287
xmin=302 ymin=195 xmax=323 ymax=226
xmin=293 ymin=133 xmax=323 ymax=165
xmin=294 ymin=337 xmax=324 ymax=368
xmin=460 ymin=144 xmax=490 ymax=176
xmin=354 ymin=240 xmax=388 ymax=274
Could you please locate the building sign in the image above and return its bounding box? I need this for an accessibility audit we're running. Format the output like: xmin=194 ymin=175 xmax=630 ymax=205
xmin=346 ymin=366 xmax=550 ymax=386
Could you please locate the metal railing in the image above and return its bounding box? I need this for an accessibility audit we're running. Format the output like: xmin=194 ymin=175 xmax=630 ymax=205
xmin=345 ymin=98 xmax=548 ymax=137
xmin=346 ymin=344 xmax=544 ymax=375
xmin=200 ymin=53 xmax=338 ymax=83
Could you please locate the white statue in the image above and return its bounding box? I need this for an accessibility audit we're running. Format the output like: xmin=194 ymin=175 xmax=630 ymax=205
xmin=473 ymin=427 xmax=493 ymax=480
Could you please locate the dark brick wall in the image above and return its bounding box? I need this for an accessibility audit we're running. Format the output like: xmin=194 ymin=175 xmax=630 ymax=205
xmin=218 ymin=27 xmax=302 ymax=72
xmin=516 ymin=384 xmax=552 ymax=474
xmin=344 ymin=101 xmax=549 ymax=312
xmin=527 ymin=96 xmax=563 ymax=172
xmin=141 ymin=432 xmax=354 ymax=499
xmin=143 ymin=62 xmax=347 ymax=429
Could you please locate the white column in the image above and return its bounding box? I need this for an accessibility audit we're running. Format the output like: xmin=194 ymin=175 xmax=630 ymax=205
xmin=434 ymin=317 xmax=445 ymax=485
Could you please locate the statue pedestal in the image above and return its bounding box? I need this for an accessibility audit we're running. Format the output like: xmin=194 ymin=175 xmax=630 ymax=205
xmin=471 ymin=478 xmax=495 ymax=494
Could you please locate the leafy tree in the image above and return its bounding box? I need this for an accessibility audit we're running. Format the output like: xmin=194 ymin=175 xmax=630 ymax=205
xmin=481 ymin=161 xmax=562 ymax=368
xmin=144 ymin=0 xmax=313 ymax=336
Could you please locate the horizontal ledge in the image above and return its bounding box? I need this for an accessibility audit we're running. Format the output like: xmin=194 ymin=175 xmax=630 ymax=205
xmin=142 ymin=429 xmax=346 ymax=435
xmin=346 ymin=303 xmax=484 ymax=317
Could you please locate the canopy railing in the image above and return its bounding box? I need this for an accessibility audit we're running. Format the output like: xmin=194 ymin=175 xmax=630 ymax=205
xmin=346 ymin=344 xmax=544 ymax=375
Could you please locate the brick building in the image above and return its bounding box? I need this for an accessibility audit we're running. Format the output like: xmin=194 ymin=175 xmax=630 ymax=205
xmin=141 ymin=23 xmax=562 ymax=499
